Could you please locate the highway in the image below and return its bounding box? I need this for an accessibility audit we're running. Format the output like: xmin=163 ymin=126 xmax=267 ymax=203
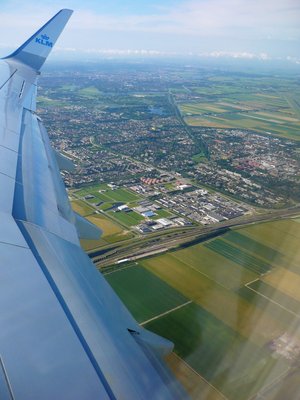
xmin=92 ymin=206 xmax=300 ymax=270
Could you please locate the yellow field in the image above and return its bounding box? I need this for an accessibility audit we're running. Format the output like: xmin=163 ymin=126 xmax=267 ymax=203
xmin=180 ymin=103 xmax=227 ymax=114
xmin=142 ymin=255 xmax=287 ymax=344
xmin=242 ymin=220 xmax=300 ymax=267
xmin=262 ymin=268 xmax=300 ymax=302
xmin=166 ymin=353 xmax=225 ymax=400
xmin=255 ymin=93 xmax=281 ymax=99
xmin=255 ymin=111 xmax=299 ymax=123
xmin=218 ymin=102 xmax=253 ymax=110
xmin=184 ymin=117 xmax=232 ymax=128
xmin=72 ymin=202 xmax=133 ymax=250
xmin=87 ymin=214 xmax=124 ymax=236
xmin=172 ymin=244 xmax=257 ymax=290
xmin=71 ymin=200 xmax=94 ymax=216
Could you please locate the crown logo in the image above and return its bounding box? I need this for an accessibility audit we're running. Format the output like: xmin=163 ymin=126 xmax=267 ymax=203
xmin=41 ymin=34 xmax=49 ymax=41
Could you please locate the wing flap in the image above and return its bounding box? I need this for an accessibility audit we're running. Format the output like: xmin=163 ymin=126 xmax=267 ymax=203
xmin=19 ymin=221 xmax=183 ymax=399
xmin=55 ymin=150 xmax=76 ymax=172
xmin=75 ymin=212 xmax=102 ymax=240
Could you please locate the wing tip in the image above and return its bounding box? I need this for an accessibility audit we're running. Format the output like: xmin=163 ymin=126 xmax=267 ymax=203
xmin=3 ymin=9 xmax=73 ymax=71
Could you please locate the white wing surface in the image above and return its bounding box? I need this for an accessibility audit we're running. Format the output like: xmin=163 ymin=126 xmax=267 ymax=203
xmin=0 ymin=10 xmax=187 ymax=399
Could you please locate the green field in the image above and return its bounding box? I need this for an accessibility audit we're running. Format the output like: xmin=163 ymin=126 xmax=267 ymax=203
xmin=74 ymin=183 xmax=174 ymax=234
xmin=152 ymin=208 xmax=174 ymax=219
xmin=104 ymin=218 xmax=300 ymax=399
xmin=145 ymin=303 xmax=289 ymax=400
xmin=108 ymin=210 xmax=144 ymax=227
xmin=74 ymin=184 xmax=145 ymax=230
xmin=76 ymin=184 xmax=140 ymax=203
xmin=141 ymin=254 xmax=288 ymax=342
xmin=167 ymin=245 xmax=258 ymax=290
xmin=105 ymin=265 xmax=188 ymax=323
xmin=105 ymin=188 xmax=140 ymax=202
xmin=192 ymin=152 xmax=207 ymax=163
xmin=37 ymin=96 xmax=69 ymax=107
xmin=224 ymin=231 xmax=284 ymax=264
xmin=204 ymin=239 xmax=272 ymax=275
xmin=78 ymin=86 xmax=102 ymax=98
xmin=177 ymin=80 xmax=300 ymax=139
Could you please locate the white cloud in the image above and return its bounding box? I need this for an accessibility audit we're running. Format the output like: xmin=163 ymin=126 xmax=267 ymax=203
xmin=66 ymin=0 xmax=300 ymax=39
xmin=200 ymin=51 xmax=272 ymax=60
xmin=0 ymin=1 xmax=298 ymax=57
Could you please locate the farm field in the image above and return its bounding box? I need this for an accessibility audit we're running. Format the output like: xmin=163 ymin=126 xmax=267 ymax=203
xmin=165 ymin=353 xmax=225 ymax=400
xmin=71 ymin=200 xmax=134 ymax=250
xmin=145 ymin=303 xmax=289 ymax=400
xmin=71 ymin=199 xmax=94 ymax=217
xmin=177 ymin=77 xmax=300 ymax=140
xmin=104 ymin=265 xmax=188 ymax=323
xmin=104 ymin=218 xmax=300 ymax=399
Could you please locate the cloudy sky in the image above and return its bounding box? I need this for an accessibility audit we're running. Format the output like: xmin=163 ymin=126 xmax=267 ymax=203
xmin=0 ymin=0 xmax=299 ymax=61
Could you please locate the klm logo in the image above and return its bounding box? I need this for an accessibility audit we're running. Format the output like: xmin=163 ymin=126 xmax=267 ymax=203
xmin=35 ymin=34 xmax=53 ymax=48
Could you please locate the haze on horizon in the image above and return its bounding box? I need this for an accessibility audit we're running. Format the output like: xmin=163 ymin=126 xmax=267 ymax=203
xmin=0 ymin=0 xmax=299 ymax=63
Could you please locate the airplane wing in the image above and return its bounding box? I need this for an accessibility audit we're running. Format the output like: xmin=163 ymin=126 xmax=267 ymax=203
xmin=0 ymin=10 xmax=187 ymax=399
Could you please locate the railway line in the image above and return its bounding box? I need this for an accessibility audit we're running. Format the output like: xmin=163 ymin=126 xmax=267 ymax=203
xmin=92 ymin=207 xmax=300 ymax=269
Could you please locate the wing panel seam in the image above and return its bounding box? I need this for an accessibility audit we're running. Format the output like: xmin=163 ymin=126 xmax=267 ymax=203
xmin=16 ymin=221 xmax=117 ymax=400
xmin=0 ymin=69 xmax=18 ymax=90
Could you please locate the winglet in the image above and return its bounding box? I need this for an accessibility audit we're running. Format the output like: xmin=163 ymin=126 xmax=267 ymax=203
xmin=3 ymin=9 xmax=73 ymax=71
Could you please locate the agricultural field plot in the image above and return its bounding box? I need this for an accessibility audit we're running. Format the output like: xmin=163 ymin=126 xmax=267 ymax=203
xmin=241 ymin=220 xmax=300 ymax=271
xmin=224 ymin=231 xmax=284 ymax=265
xmin=71 ymin=199 xmax=94 ymax=217
xmin=262 ymin=268 xmax=300 ymax=303
xmin=170 ymin=244 xmax=258 ymax=290
xmin=166 ymin=353 xmax=225 ymax=400
xmin=141 ymin=254 xmax=289 ymax=343
xmin=71 ymin=201 xmax=133 ymax=250
xmin=180 ymin=103 xmax=228 ymax=114
xmin=104 ymin=265 xmax=188 ymax=323
xmin=145 ymin=303 xmax=289 ymax=400
xmin=102 ymin=218 xmax=300 ymax=399
xmin=263 ymin=369 xmax=300 ymax=400
xmin=245 ymin=279 xmax=300 ymax=316
xmin=177 ymin=82 xmax=300 ymax=139
xmin=185 ymin=116 xmax=233 ymax=129
xmin=86 ymin=214 xmax=133 ymax=241
xmin=204 ymin=239 xmax=272 ymax=275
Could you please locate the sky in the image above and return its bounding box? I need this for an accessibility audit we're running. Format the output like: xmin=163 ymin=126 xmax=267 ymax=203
xmin=0 ymin=0 xmax=299 ymax=62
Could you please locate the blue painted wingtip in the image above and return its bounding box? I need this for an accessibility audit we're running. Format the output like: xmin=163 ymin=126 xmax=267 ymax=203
xmin=3 ymin=9 xmax=73 ymax=71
